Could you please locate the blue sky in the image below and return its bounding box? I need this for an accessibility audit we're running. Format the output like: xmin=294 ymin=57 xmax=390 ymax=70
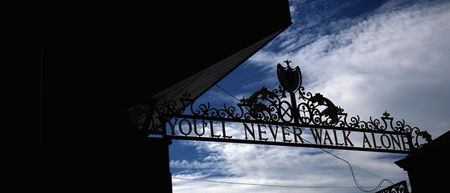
xmin=169 ymin=0 xmax=450 ymax=192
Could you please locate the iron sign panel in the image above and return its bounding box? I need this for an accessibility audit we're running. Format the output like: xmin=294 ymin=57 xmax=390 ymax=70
xmin=137 ymin=61 xmax=432 ymax=153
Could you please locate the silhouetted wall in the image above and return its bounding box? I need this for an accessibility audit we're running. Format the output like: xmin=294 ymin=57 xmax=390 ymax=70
xmin=41 ymin=1 xmax=291 ymax=192
xmin=396 ymin=131 xmax=450 ymax=193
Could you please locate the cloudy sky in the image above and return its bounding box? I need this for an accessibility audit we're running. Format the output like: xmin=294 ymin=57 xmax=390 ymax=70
xmin=169 ymin=0 xmax=450 ymax=192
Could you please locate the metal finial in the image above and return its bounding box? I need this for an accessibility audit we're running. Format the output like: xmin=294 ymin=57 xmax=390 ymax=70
xmin=284 ymin=60 xmax=292 ymax=67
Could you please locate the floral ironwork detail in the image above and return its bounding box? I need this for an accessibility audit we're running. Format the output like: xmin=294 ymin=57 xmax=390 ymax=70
xmin=129 ymin=93 xmax=193 ymax=134
xmin=137 ymin=60 xmax=432 ymax=150
xmin=375 ymin=180 xmax=409 ymax=193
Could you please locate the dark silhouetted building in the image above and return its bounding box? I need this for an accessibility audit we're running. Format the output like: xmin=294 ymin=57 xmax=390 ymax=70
xmin=396 ymin=131 xmax=450 ymax=193
xmin=41 ymin=1 xmax=291 ymax=192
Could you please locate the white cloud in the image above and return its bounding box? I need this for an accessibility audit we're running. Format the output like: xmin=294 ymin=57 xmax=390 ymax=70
xmin=170 ymin=160 xmax=214 ymax=169
xmin=173 ymin=1 xmax=450 ymax=193
xmin=251 ymin=1 xmax=450 ymax=137
xmin=172 ymin=142 xmax=406 ymax=193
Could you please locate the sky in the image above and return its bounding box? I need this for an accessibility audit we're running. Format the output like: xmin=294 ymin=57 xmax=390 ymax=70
xmin=169 ymin=0 xmax=450 ymax=192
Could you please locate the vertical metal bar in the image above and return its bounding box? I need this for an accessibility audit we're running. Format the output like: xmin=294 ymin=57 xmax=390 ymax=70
xmin=407 ymin=132 xmax=415 ymax=151
xmin=289 ymin=91 xmax=299 ymax=124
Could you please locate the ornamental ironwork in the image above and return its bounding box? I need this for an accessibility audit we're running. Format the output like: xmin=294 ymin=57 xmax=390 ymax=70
xmin=135 ymin=60 xmax=432 ymax=153
xmin=376 ymin=181 xmax=409 ymax=193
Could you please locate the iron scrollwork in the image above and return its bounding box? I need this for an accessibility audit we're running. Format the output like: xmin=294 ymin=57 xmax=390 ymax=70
xmin=376 ymin=181 xmax=409 ymax=193
xmin=128 ymin=92 xmax=194 ymax=134
xmin=135 ymin=60 xmax=432 ymax=150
